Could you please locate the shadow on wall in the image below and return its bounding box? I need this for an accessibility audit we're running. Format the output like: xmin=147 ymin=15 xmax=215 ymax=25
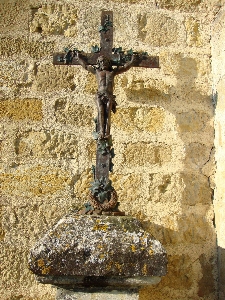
xmin=218 ymin=246 xmax=225 ymax=299
xmin=124 ymin=55 xmax=217 ymax=299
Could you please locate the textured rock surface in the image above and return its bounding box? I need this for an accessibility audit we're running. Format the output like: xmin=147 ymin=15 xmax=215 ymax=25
xmin=29 ymin=215 xmax=167 ymax=277
xmin=212 ymin=7 xmax=225 ymax=300
xmin=0 ymin=0 xmax=221 ymax=299
xmin=56 ymin=289 xmax=139 ymax=300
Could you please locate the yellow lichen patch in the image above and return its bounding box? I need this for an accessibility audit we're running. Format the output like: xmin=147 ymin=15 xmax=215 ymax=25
xmin=37 ymin=259 xmax=51 ymax=275
xmin=99 ymin=253 xmax=105 ymax=260
xmin=92 ymin=219 xmax=108 ymax=231
xmin=0 ymin=99 xmax=42 ymax=121
xmin=149 ymin=247 xmax=154 ymax=256
xmin=106 ymin=261 xmax=113 ymax=271
xmin=115 ymin=262 xmax=123 ymax=273
xmin=140 ymin=235 xmax=148 ymax=246
xmin=142 ymin=263 xmax=148 ymax=275
xmin=131 ymin=244 xmax=136 ymax=252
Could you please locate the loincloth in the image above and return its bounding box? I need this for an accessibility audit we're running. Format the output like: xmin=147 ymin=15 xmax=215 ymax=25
xmin=97 ymin=92 xmax=117 ymax=112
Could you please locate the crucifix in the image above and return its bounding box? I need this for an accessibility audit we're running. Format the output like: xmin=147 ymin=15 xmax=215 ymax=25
xmin=53 ymin=11 xmax=159 ymax=215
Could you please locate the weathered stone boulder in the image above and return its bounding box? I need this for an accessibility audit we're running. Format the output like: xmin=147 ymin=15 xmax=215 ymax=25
xmin=28 ymin=214 xmax=167 ymax=288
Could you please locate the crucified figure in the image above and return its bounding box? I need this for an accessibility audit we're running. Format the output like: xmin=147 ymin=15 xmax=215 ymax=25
xmin=76 ymin=53 xmax=137 ymax=139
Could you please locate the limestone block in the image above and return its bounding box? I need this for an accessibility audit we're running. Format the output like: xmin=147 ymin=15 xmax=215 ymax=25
xmin=162 ymin=54 xmax=211 ymax=95
xmin=124 ymin=82 xmax=170 ymax=106
xmin=85 ymin=139 xmax=97 ymax=162
xmin=198 ymin=254 xmax=216 ymax=297
xmin=174 ymin=56 xmax=198 ymax=83
xmin=160 ymin=53 xmax=210 ymax=86
xmin=215 ymin=75 xmax=225 ymax=111
xmin=149 ymin=206 xmax=215 ymax=246
xmin=0 ymin=165 xmax=72 ymax=197
xmin=147 ymin=173 xmax=182 ymax=204
xmin=54 ymin=100 xmax=93 ymax=127
xmin=176 ymin=110 xmax=209 ymax=132
xmin=138 ymin=13 xmax=179 ymax=46
xmin=111 ymin=173 xmax=145 ymax=209
xmin=29 ymin=215 xmax=167 ymax=277
xmin=0 ymin=0 xmax=29 ymax=34
xmin=157 ymin=0 xmax=221 ymax=13
xmin=156 ymin=0 xmax=201 ymax=11
xmin=185 ymin=17 xmax=202 ymax=47
xmin=15 ymin=130 xmax=78 ymax=159
xmin=111 ymin=0 xmax=139 ymax=3
xmin=112 ymin=107 xmax=165 ymax=133
xmin=181 ymin=172 xmax=212 ymax=205
xmin=184 ymin=142 xmax=211 ymax=170
xmin=123 ymin=142 xmax=172 ymax=166
xmin=30 ymin=4 xmax=77 ymax=36
xmin=33 ymin=64 xmax=77 ymax=92
xmin=0 ymin=99 xmax=42 ymax=121
xmin=0 ymin=206 xmax=5 ymax=241
xmin=1 ymin=240 xmax=55 ymax=299
xmin=74 ymin=169 xmax=93 ymax=202
xmin=142 ymin=251 xmax=215 ymax=298
xmin=161 ymin=254 xmax=193 ymax=289
xmin=84 ymin=72 xmax=98 ymax=94
xmin=179 ymin=213 xmax=215 ymax=244
xmin=0 ymin=37 xmax=54 ymax=58
xmin=1 ymin=59 xmax=36 ymax=90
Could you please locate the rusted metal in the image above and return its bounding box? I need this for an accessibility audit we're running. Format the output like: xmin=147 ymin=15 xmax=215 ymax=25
xmin=100 ymin=11 xmax=113 ymax=57
xmin=53 ymin=52 xmax=159 ymax=68
xmin=53 ymin=11 xmax=160 ymax=215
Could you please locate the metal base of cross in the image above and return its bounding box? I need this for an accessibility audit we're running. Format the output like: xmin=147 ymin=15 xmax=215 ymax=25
xmin=79 ymin=190 xmax=125 ymax=216
xmin=79 ymin=208 xmax=125 ymax=216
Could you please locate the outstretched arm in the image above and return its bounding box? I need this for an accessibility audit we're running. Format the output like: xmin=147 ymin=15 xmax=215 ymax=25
xmin=76 ymin=52 xmax=96 ymax=74
xmin=114 ymin=54 xmax=139 ymax=75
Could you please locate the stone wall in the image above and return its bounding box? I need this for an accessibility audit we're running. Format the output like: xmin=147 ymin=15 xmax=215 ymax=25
xmin=212 ymin=5 xmax=225 ymax=300
xmin=0 ymin=0 xmax=221 ymax=299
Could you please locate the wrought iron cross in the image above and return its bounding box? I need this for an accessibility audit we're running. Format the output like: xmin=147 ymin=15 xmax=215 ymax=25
xmin=53 ymin=11 xmax=159 ymax=215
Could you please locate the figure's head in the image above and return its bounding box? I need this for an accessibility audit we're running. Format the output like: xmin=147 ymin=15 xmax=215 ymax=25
xmin=97 ymin=55 xmax=111 ymax=70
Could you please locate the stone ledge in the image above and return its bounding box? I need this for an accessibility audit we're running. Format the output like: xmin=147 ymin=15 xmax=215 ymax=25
xmin=29 ymin=214 xmax=167 ymax=286
xmin=36 ymin=275 xmax=161 ymax=289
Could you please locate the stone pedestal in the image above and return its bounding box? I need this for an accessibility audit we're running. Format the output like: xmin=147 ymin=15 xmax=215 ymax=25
xmin=29 ymin=214 xmax=167 ymax=299
xmin=56 ymin=288 xmax=139 ymax=300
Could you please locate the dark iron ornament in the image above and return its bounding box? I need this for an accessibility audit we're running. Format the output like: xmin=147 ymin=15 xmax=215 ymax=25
xmin=53 ymin=11 xmax=159 ymax=215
